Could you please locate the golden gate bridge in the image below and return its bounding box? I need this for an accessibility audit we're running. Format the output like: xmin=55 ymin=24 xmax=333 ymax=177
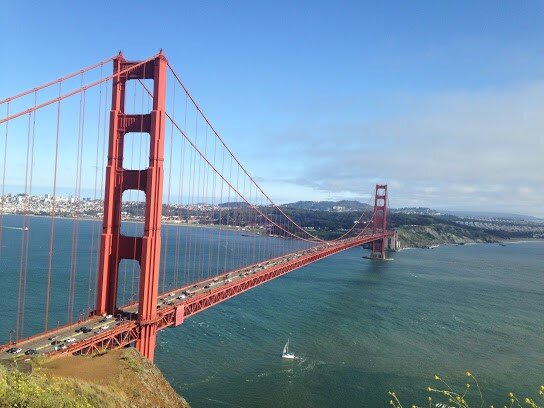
xmin=0 ymin=52 xmax=395 ymax=361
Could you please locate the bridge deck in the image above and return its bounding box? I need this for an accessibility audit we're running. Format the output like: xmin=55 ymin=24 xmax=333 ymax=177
xmin=1 ymin=233 xmax=392 ymax=359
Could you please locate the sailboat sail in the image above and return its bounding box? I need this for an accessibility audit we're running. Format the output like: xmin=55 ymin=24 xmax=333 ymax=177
xmin=282 ymin=338 xmax=295 ymax=359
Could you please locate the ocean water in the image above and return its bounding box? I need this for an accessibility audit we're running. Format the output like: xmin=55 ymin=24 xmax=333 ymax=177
xmin=154 ymin=242 xmax=544 ymax=407
xmin=0 ymin=215 xmax=543 ymax=406
xmin=0 ymin=214 xmax=311 ymax=339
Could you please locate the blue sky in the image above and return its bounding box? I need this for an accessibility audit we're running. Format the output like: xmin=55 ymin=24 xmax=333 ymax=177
xmin=1 ymin=1 xmax=543 ymax=215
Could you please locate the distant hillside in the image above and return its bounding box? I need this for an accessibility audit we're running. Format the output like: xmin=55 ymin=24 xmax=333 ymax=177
xmin=391 ymin=207 xmax=442 ymax=216
xmin=439 ymin=209 xmax=543 ymax=221
xmin=396 ymin=224 xmax=501 ymax=248
xmin=218 ymin=201 xmax=250 ymax=208
xmin=282 ymin=200 xmax=372 ymax=212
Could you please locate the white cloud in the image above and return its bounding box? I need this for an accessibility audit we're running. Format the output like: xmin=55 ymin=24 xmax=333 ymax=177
xmin=248 ymin=81 xmax=544 ymax=216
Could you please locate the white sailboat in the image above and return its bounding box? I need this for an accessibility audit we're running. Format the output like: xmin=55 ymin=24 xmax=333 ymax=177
xmin=281 ymin=338 xmax=295 ymax=359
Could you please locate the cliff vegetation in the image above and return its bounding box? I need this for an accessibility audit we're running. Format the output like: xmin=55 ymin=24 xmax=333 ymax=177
xmin=0 ymin=348 xmax=189 ymax=408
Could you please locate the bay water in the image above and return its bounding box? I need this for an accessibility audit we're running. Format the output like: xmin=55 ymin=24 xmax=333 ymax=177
xmin=0 ymin=214 xmax=543 ymax=406
xmin=155 ymin=242 xmax=544 ymax=407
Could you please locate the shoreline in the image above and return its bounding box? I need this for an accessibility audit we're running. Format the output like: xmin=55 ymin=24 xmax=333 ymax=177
xmin=395 ymin=239 xmax=544 ymax=251
xmin=0 ymin=212 xmax=280 ymax=238
xmin=4 ymin=213 xmax=543 ymax=246
xmin=501 ymin=238 xmax=544 ymax=244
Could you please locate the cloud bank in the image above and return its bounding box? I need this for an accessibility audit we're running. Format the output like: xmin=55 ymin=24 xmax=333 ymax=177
xmin=251 ymin=81 xmax=544 ymax=216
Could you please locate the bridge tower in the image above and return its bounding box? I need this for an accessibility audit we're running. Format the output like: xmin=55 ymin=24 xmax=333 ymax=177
xmin=370 ymin=184 xmax=388 ymax=259
xmin=95 ymin=52 xmax=167 ymax=361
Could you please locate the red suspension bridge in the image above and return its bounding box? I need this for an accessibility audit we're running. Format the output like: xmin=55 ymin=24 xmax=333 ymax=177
xmin=0 ymin=52 xmax=395 ymax=362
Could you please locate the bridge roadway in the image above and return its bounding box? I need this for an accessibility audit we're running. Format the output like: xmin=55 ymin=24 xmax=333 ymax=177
xmin=1 ymin=233 xmax=392 ymax=360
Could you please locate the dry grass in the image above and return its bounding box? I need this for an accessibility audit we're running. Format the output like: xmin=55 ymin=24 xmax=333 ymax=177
xmin=0 ymin=348 xmax=190 ymax=408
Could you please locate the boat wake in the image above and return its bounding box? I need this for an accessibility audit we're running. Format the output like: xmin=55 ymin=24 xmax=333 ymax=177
xmin=204 ymin=397 xmax=244 ymax=407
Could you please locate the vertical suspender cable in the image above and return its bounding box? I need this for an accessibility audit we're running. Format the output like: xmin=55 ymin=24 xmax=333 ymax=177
xmin=216 ymin=147 xmax=225 ymax=275
xmin=44 ymin=81 xmax=63 ymax=331
xmin=94 ymin=76 xmax=109 ymax=311
xmin=88 ymin=64 xmax=104 ymax=315
xmin=174 ymin=122 xmax=185 ymax=287
xmin=200 ymin=125 xmax=209 ymax=279
xmin=209 ymin=133 xmax=217 ymax=278
xmin=0 ymin=103 xmax=9 ymax=259
xmin=162 ymin=82 xmax=175 ymax=292
xmin=16 ymin=110 xmax=33 ymax=339
xmin=68 ymin=76 xmax=86 ymax=322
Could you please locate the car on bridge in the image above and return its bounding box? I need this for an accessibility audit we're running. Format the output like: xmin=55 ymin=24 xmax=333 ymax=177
xmin=75 ymin=326 xmax=90 ymax=333
xmin=5 ymin=347 xmax=22 ymax=354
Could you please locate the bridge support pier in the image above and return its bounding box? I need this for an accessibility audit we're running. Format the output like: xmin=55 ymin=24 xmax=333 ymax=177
xmin=95 ymin=52 xmax=167 ymax=361
xmin=370 ymin=184 xmax=388 ymax=260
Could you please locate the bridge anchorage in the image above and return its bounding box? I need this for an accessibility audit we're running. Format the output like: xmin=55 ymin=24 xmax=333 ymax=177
xmin=0 ymin=51 xmax=395 ymax=362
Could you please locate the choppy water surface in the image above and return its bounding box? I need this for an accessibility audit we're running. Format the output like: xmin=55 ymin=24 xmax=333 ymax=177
xmin=0 ymin=215 xmax=542 ymax=406
xmin=155 ymin=242 xmax=544 ymax=407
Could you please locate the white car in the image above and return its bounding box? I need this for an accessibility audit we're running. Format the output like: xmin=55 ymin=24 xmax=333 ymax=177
xmin=177 ymin=294 xmax=186 ymax=300
xmin=105 ymin=314 xmax=113 ymax=319
xmin=65 ymin=338 xmax=76 ymax=343
xmin=101 ymin=325 xmax=110 ymax=330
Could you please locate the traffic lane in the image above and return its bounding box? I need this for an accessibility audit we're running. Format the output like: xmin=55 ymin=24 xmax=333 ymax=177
xmin=4 ymin=245 xmax=331 ymax=359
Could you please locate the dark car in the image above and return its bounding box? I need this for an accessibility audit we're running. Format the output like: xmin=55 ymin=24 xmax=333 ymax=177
xmin=50 ymin=340 xmax=62 ymax=346
xmin=75 ymin=326 xmax=88 ymax=333
xmin=82 ymin=328 xmax=92 ymax=333
xmin=24 ymin=349 xmax=38 ymax=355
xmin=204 ymin=285 xmax=210 ymax=289
xmin=98 ymin=318 xmax=107 ymax=323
